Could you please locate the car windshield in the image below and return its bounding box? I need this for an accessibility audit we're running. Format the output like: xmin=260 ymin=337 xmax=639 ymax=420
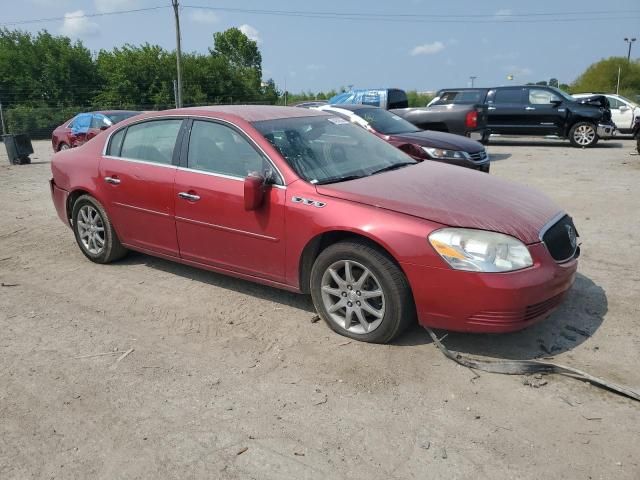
xmin=351 ymin=108 xmax=420 ymax=135
xmin=252 ymin=115 xmax=416 ymax=185
xmin=106 ymin=111 xmax=140 ymax=124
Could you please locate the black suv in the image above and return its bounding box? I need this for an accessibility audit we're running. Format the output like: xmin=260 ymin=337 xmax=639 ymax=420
xmin=431 ymin=86 xmax=617 ymax=148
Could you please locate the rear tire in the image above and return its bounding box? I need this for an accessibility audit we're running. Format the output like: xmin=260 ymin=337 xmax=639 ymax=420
xmin=71 ymin=195 xmax=127 ymax=264
xmin=310 ymin=240 xmax=415 ymax=344
xmin=569 ymin=122 xmax=598 ymax=148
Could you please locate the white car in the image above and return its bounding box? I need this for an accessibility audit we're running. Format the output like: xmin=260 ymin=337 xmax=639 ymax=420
xmin=573 ymin=93 xmax=639 ymax=133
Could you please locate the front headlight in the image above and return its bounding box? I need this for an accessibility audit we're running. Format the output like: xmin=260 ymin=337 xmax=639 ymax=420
xmin=422 ymin=147 xmax=468 ymax=160
xmin=428 ymin=228 xmax=533 ymax=272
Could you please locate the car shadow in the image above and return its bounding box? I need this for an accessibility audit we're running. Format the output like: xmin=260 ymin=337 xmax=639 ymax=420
xmin=114 ymin=253 xmax=605 ymax=360
xmin=114 ymin=251 xmax=316 ymax=313
xmin=488 ymin=138 xmax=624 ymax=149
xmin=487 ymin=153 xmax=512 ymax=161
xmin=394 ymin=272 xmax=607 ymax=360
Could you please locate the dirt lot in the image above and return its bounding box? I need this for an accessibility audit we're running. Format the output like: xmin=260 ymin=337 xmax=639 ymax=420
xmin=1 ymin=137 xmax=639 ymax=479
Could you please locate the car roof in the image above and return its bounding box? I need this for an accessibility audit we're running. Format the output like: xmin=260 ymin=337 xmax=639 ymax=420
xmin=163 ymin=105 xmax=329 ymax=122
xmin=321 ymin=104 xmax=379 ymax=113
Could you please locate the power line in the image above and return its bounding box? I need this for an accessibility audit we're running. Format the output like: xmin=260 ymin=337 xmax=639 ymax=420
xmin=0 ymin=6 xmax=168 ymax=27
xmin=182 ymin=5 xmax=640 ymax=23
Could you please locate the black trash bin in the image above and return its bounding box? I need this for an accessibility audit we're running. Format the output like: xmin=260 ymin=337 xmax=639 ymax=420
xmin=2 ymin=134 xmax=33 ymax=165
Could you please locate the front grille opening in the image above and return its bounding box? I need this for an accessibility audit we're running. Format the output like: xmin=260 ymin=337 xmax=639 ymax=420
xmin=542 ymin=215 xmax=579 ymax=262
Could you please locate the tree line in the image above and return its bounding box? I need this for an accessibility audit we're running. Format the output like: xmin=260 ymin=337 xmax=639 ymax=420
xmin=1 ymin=26 xmax=638 ymax=139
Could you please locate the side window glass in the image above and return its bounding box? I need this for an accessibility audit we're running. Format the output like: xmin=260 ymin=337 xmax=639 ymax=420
xmin=493 ymin=89 xmax=524 ymax=104
xmin=91 ymin=114 xmax=111 ymax=129
xmin=73 ymin=114 xmax=91 ymax=132
xmin=608 ymin=98 xmax=621 ymax=109
xmin=67 ymin=116 xmax=78 ymax=129
xmin=120 ymin=119 xmax=183 ymax=165
xmin=187 ymin=120 xmax=280 ymax=182
xmin=528 ymin=89 xmax=560 ymax=105
xmin=107 ymin=128 xmax=126 ymax=156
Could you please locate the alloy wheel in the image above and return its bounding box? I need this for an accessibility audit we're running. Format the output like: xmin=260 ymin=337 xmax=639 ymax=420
xmin=320 ymin=260 xmax=386 ymax=334
xmin=77 ymin=205 xmax=105 ymax=255
xmin=573 ymin=124 xmax=596 ymax=146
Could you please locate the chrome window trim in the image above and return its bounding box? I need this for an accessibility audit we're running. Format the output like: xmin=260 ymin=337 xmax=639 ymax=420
xmin=102 ymin=155 xmax=177 ymax=169
xmin=175 ymin=166 xmax=287 ymax=190
xmin=101 ymin=113 xmax=287 ymax=186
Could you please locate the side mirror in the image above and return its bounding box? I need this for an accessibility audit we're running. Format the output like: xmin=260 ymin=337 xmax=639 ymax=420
xmin=619 ymin=104 xmax=629 ymax=111
xmin=100 ymin=125 xmax=109 ymax=131
xmin=551 ymin=99 xmax=563 ymax=107
xmin=244 ymin=174 xmax=265 ymax=211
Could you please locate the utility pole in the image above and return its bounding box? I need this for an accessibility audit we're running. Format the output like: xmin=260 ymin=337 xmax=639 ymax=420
xmin=172 ymin=0 xmax=183 ymax=108
xmin=624 ymin=37 xmax=636 ymax=62
xmin=469 ymin=76 xmax=477 ymax=88
xmin=616 ymin=66 xmax=621 ymax=95
xmin=0 ymin=100 xmax=6 ymax=135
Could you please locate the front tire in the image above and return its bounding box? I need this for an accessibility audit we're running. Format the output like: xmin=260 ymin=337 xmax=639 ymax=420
xmin=71 ymin=195 xmax=127 ymax=263
xmin=58 ymin=142 xmax=70 ymax=151
xmin=569 ymin=122 xmax=598 ymax=148
xmin=310 ymin=240 xmax=415 ymax=343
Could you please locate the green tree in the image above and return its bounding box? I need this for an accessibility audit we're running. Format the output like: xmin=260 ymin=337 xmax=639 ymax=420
xmin=572 ymin=57 xmax=640 ymax=96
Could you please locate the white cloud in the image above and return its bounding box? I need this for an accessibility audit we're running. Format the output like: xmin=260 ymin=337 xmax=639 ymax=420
xmin=189 ymin=9 xmax=219 ymax=24
xmin=239 ymin=24 xmax=261 ymax=44
xmin=94 ymin=0 xmax=137 ymax=13
xmin=60 ymin=10 xmax=99 ymax=37
xmin=410 ymin=41 xmax=445 ymax=56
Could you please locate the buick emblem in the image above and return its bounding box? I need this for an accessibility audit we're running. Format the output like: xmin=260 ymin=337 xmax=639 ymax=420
xmin=565 ymin=225 xmax=577 ymax=249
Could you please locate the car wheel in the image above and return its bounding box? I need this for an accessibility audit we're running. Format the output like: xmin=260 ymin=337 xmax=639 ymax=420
xmin=310 ymin=240 xmax=415 ymax=343
xmin=71 ymin=194 xmax=127 ymax=264
xmin=59 ymin=143 xmax=70 ymax=151
xmin=569 ymin=122 xmax=598 ymax=148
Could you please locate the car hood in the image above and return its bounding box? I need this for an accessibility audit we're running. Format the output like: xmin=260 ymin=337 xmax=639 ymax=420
xmin=388 ymin=130 xmax=484 ymax=153
xmin=316 ymin=161 xmax=562 ymax=244
xmin=575 ymin=94 xmax=609 ymax=108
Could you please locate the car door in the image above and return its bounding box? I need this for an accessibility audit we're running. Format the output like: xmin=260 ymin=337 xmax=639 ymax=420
xmin=87 ymin=114 xmax=109 ymax=141
xmin=608 ymin=97 xmax=633 ymax=130
xmin=173 ymin=119 xmax=287 ymax=282
xmin=99 ymin=118 xmax=186 ymax=257
xmin=486 ymin=88 xmax=528 ymax=134
xmin=70 ymin=113 xmax=92 ymax=147
xmin=524 ymin=88 xmax=565 ymax=135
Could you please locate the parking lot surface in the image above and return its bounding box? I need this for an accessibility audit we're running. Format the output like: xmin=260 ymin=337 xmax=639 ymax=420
xmin=1 ymin=137 xmax=639 ymax=479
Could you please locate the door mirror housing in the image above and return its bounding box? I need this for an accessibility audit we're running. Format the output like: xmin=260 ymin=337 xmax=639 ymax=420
xmin=550 ymin=99 xmax=563 ymax=107
xmin=244 ymin=174 xmax=265 ymax=211
xmin=619 ymin=104 xmax=629 ymax=112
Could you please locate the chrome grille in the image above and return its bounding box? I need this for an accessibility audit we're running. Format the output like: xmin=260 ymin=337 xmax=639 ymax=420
xmin=468 ymin=150 xmax=488 ymax=163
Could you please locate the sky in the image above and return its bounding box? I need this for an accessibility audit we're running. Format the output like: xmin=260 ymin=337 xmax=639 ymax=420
xmin=3 ymin=0 xmax=640 ymax=93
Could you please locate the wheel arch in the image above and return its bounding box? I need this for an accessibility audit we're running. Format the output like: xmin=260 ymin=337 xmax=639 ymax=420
xmin=298 ymin=229 xmax=405 ymax=294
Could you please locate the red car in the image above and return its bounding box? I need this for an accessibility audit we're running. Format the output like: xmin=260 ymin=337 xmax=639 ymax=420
xmin=50 ymin=106 xmax=579 ymax=343
xmin=51 ymin=110 xmax=140 ymax=152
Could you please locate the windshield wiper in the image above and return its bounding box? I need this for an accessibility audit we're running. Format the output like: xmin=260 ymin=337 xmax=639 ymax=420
xmin=315 ymin=174 xmax=364 ymax=185
xmin=369 ymin=162 xmax=415 ymax=176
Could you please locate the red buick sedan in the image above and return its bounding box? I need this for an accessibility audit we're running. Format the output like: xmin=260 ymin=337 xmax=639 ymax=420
xmin=50 ymin=106 xmax=579 ymax=343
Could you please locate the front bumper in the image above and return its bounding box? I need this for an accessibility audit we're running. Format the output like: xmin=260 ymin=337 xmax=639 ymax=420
xmin=597 ymin=123 xmax=617 ymax=138
xmin=402 ymin=243 xmax=578 ymax=333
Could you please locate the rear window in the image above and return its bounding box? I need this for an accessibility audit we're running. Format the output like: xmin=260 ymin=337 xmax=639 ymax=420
xmin=433 ymin=90 xmax=485 ymax=105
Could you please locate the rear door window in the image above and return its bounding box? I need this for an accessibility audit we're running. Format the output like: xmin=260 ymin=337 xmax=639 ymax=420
xmin=492 ymin=89 xmax=525 ymax=104
xmin=90 ymin=114 xmax=111 ymax=129
xmin=106 ymin=128 xmax=126 ymax=156
xmin=120 ymin=119 xmax=183 ymax=165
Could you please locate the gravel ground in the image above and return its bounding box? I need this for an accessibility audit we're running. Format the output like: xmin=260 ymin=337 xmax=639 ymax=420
xmin=1 ymin=137 xmax=639 ymax=479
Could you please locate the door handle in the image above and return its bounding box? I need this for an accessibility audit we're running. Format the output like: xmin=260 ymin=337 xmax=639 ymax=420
xmin=525 ymin=106 xmax=536 ymax=110
xmin=178 ymin=192 xmax=200 ymax=201
xmin=104 ymin=176 xmax=120 ymax=185
xmin=488 ymin=106 xmax=496 ymax=111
